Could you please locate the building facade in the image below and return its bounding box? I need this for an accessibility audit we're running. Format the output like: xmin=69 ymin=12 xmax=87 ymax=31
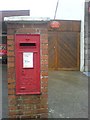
xmin=84 ymin=1 xmax=90 ymax=72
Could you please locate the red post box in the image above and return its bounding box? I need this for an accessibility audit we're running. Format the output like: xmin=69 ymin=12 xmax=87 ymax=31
xmin=15 ymin=34 xmax=40 ymax=95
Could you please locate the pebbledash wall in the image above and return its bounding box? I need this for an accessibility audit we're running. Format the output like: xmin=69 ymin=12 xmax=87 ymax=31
xmin=5 ymin=17 xmax=49 ymax=118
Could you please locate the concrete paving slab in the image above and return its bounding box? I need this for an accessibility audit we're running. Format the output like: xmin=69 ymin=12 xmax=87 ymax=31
xmin=48 ymin=71 xmax=88 ymax=118
xmin=1 ymin=64 xmax=8 ymax=118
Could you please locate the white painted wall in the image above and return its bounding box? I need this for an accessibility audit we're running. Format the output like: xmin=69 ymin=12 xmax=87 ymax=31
xmin=80 ymin=1 xmax=85 ymax=71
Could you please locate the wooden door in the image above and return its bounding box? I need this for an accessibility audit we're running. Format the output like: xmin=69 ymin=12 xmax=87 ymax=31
xmin=48 ymin=31 xmax=80 ymax=70
xmin=48 ymin=31 xmax=58 ymax=70
xmin=57 ymin=32 xmax=80 ymax=70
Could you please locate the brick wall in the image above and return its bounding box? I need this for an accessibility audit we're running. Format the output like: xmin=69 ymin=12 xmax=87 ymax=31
xmin=7 ymin=21 xmax=48 ymax=118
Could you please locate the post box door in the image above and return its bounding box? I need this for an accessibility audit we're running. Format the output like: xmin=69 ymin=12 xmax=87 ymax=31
xmin=15 ymin=34 xmax=40 ymax=95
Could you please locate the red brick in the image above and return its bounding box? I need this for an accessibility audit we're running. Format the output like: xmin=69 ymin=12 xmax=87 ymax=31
xmin=17 ymin=105 xmax=24 ymax=110
xmin=42 ymin=50 xmax=48 ymax=55
xmin=41 ymin=71 xmax=48 ymax=76
xmin=41 ymin=34 xmax=48 ymax=40
xmin=22 ymin=99 xmax=32 ymax=104
xmin=8 ymin=89 xmax=15 ymax=95
xmin=7 ymin=45 xmax=14 ymax=51
xmin=40 ymin=113 xmax=48 ymax=118
xmin=40 ymin=29 xmax=47 ymax=34
xmin=41 ymin=55 xmax=48 ymax=60
xmin=40 ymin=104 xmax=48 ymax=109
xmin=41 ymin=88 xmax=48 ymax=93
xmin=9 ymin=111 xmax=17 ymax=116
xmin=41 ymin=94 xmax=48 ymax=98
xmin=8 ymin=62 xmax=15 ymax=67
xmin=37 ymin=109 xmax=48 ymax=114
xmin=8 ymin=57 xmax=15 ymax=62
xmin=7 ymin=51 xmax=15 ymax=57
xmin=7 ymin=23 xmax=22 ymax=29
xmin=8 ymin=72 xmax=15 ymax=79
xmin=36 ymin=104 xmax=41 ymax=109
xmin=41 ymin=44 xmax=48 ymax=50
xmin=41 ymin=60 xmax=48 ymax=65
xmin=41 ymin=65 xmax=48 ymax=71
xmin=8 ymin=95 xmax=16 ymax=99
xmin=7 ymin=29 xmax=15 ymax=34
xmin=8 ymin=71 xmax=15 ymax=79
xmin=42 ymin=78 xmax=48 ymax=82
xmin=7 ymin=35 xmax=14 ymax=40
xmin=8 ymin=100 xmax=16 ymax=105
xmin=19 ymin=96 xmax=31 ymax=100
xmin=8 ymin=67 xmax=15 ymax=73
xmin=8 ymin=84 xmax=15 ymax=89
xmin=17 ymin=28 xmax=36 ymax=34
xmin=41 ymin=39 xmax=48 ymax=44
xmin=7 ymin=40 xmax=14 ymax=45
xmin=23 ymin=110 xmax=34 ymax=115
xmin=9 ymin=106 xmax=17 ymax=111
xmin=20 ymin=115 xmax=32 ymax=118
xmin=41 ymin=83 xmax=48 ymax=87
xmin=40 ymin=98 xmax=48 ymax=103
xmin=8 ymin=79 xmax=15 ymax=84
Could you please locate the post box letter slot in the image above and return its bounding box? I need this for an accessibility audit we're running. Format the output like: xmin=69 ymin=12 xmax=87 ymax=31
xmin=20 ymin=43 xmax=36 ymax=46
xmin=23 ymin=52 xmax=33 ymax=68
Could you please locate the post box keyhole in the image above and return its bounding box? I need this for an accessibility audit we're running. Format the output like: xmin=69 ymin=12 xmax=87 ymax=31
xmin=22 ymin=70 xmax=25 ymax=75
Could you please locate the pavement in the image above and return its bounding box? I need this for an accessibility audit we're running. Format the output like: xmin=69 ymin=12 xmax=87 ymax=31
xmin=48 ymin=71 xmax=88 ymax=118
xmin=0 ymin=64 xmax=8 ymax=119
xmin=0 ymin=64 xmax=88 ymax=118
xmin=0 ymin=64 xmax=2 ymax=119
